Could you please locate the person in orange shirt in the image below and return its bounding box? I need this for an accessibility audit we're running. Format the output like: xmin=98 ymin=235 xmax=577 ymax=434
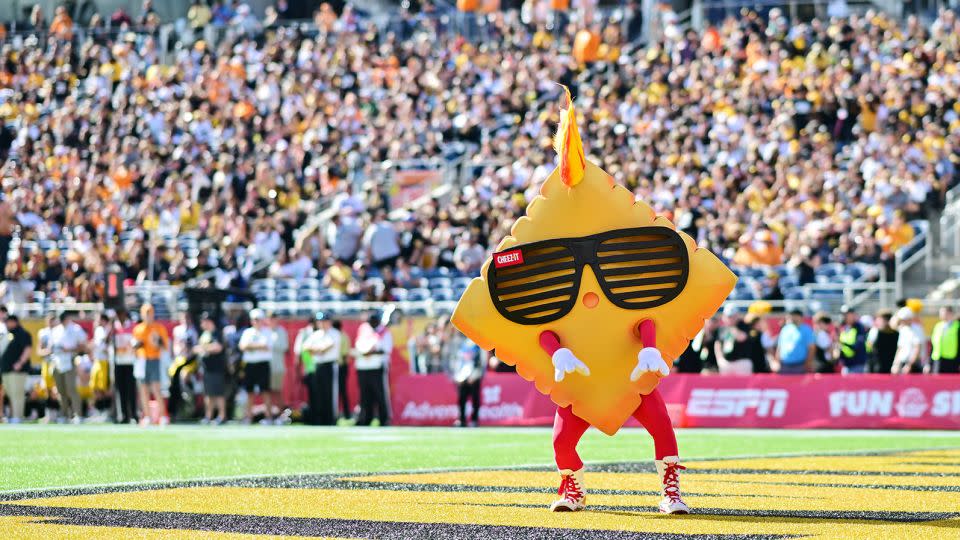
xmin=49 ymin=6 xmax=74 ymax=40
xmin=133 ymin=304 xmax=170 ymax=426
xmin=732 ymin=230 xmax=784 ymax=267
xmin=876 ymin=212 xmax=915 ymax=254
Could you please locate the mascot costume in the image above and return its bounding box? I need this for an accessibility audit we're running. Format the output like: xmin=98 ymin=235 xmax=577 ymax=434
xmin=452 ymin=89 xmax=736 ymax=514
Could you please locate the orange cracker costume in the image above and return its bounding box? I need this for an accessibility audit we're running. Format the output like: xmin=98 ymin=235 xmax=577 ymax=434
xmin=452 ymin=89 xmax=736 ymax=513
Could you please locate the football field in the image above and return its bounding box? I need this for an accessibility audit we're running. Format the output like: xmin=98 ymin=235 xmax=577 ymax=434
xmin=1 ymin=426 xmax=959 ymax=538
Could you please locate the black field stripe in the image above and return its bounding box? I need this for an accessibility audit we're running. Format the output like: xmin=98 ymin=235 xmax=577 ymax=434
xmin=0 ymin=504 xmax=787 ymax=540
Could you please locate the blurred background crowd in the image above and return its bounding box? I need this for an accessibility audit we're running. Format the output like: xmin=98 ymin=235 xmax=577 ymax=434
xmin=0 ymin=0 xmax=955 ymax=308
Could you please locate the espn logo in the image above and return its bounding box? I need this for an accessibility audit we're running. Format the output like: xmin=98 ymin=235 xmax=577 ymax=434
xmin=494 ymin=249 xmax=524 ymax=269
xmin=687 ymin=389 xmax=788 ymax=418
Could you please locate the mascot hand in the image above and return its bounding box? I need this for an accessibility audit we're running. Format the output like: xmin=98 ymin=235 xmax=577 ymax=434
xmin=552 ymin=348 xmax=590 ymax=382
xmin=630 ymin=347 xmax=670 ymax=380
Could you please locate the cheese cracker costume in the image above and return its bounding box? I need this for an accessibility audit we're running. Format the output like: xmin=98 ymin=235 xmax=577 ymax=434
xmin=452 ymin=89 xmax=736 ymax=513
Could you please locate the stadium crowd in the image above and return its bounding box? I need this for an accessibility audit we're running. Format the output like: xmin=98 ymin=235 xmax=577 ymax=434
xmin=0 ymin=3 xmax=955 ymax=306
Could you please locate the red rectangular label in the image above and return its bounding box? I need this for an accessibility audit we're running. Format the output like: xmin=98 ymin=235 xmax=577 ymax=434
xmin=494 ymin=249 xmax=524 ymax=268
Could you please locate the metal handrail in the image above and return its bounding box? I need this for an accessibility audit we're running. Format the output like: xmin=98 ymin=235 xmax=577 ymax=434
xmin=895 ymin=229 xmax=930 ymax=299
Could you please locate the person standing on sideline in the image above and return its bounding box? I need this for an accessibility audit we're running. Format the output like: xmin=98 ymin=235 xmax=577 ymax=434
xmin=266 ymin=312 xmax=289 ymax=414
xmin=0 ymin=315 xmax=32 ymax=423
xmin=293 ymin=315 xmax=320 ymax=424
xmin=837 ymin=306 xmax=869 ymax=374
xmin=238 ymin=309 xmax=275 ymax=424
xmin=333 ymin=319 xmax=352 ymax=420
xmin=774 ymin=309 xmax=816 ymax=374
xmin=930 ymin=306 xmax=960 ymax=374
xmin=132 ymin=304 xmax=170 ymax=426
xmin=892 ymin=307 xmax=924 ymax=374
xmin=113 ymin=309 xmax=138 ymax=424
xmin=194 ymin=312 xmax=227 ymax=425
xmin=49 ymin=311 xmax=88 ymax=423
xmin=0 ymin=306 xmax=8 ymax=414
xmin=37 ymin=313 xmax=58 ymax=422
xmin=450 ymin=335 xmax=485 ymax=427
xmin=303 ymin=312 xmax=341 ymax=425
xmin=354 ymin=309 xmax=394 ymax=426
xmin=89 ymin=313 xmax=113 ymax=419
xmin=867 ymin=310 xmax=899 ymax=373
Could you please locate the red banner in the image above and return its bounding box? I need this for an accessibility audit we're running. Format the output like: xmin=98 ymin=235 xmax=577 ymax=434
xmin=391 ymin=373 xmax=960 ymax=430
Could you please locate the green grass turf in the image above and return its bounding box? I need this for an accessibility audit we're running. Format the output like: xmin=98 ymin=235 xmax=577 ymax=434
xmin=1 ymin=425 xmax=958 ymax=492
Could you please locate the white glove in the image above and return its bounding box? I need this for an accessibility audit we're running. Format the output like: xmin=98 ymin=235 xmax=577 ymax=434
xmin=630 ymin=347 xmax=670 ymax=381
xmin=552 ymin=348 xmax=590 ymax=382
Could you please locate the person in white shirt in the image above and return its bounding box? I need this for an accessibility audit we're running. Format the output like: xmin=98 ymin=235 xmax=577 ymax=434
xmin=302 ymin=312 xmax=341 ymax=425
xmin=113 ymin=309 xmax=138 ymax=424
xmin=266 ymin=312 xmax=289 ymax=412
xmin=238 ymin=309 xmax=276 ymax=424
xmin=354 ymin=308 xmax=394 ymax=426
xmin=893 ymin=307 xmax=925 ymax=374
xmin=48 ymin=311 xmax=88 ymax=423
xmin=362 ymin=210 xmax=401 ymax=269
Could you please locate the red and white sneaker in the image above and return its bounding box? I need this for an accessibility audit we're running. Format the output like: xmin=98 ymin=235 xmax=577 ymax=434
xmin=550 ymin=468 xmax=586 ymax=512
xmin=656 ymin=456 xmax=690 ymax=514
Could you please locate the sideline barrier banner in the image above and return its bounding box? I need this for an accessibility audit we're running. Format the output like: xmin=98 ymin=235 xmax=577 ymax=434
xmin=391 ymin=373 xmax=960 ymax=429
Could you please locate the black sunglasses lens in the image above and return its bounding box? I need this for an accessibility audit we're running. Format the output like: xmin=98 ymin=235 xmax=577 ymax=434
xmin=489 ymin=244 xmax=578 ymax=324
xmin=595 ymin=230 xmax=688 ymax=309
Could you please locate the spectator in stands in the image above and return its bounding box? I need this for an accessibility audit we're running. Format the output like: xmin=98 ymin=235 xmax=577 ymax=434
xmin=363 ymin=210 xmax=402 ymax=270
xmin=877 ymin=212 xmax=916 ymax=255
xmin=195 ymin=312 xmax=228 ymax=425
xmin=266 ymin=312 xmax=289 ymax=412
xmin=188 ymin=0 xmax=213 ymax=31
xmin=733 ymin=230 xmax=784 ymax=267
xmin=453 ymin=233 xmax=486 ymax=275
xmin=133 ymin=304 xmax=170 ymax=425
xmin=323 ymin=258 xmax=358 ymax=297
xmin=48 ymin=311 xmax=87 ymax=424
xmin=113 ymin=309 xmax=139 ymax=424
xmin=930 ymin=306 xmax=960 ymax=374
xmin=238 ymin=309 xmax=276 ymax=424
xmin=837 ymin=307 xmax=869 ymax=374
xmin=49 ymin=6 xmax=74 ymax=40
xmin=774 ymin=309 xmax=815 ymax=374
xmin=355 ymin=309 xmax=394 ymax=426
xmin=0 ymin=315 xmax=33 ymax=423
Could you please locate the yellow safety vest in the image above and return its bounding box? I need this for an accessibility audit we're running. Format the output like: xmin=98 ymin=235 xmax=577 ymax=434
xmin=931 ymin=320 xmax=959 ymax=362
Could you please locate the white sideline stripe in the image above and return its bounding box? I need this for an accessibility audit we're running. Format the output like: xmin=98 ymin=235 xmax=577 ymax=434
xmin=4 ymin=425 xmax=960 ymax=438
xmin=2 ymin=444 xmax=958 ymax=497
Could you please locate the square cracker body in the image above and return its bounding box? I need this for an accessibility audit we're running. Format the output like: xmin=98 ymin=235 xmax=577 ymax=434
xmin=452 ymin=161 xmax=736 ymax=435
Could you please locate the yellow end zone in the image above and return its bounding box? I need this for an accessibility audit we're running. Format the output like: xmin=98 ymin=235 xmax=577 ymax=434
xmin=3 ymin=450 xmax=960 ymax=539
